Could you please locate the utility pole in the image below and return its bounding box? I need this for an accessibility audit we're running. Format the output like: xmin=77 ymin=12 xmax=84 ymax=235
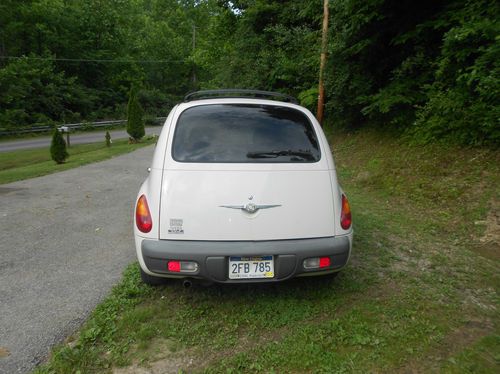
xmin=316 ymin=0 xmax=329 ymax=126
xmin=192 ymin=24 xmax=197 ymax=89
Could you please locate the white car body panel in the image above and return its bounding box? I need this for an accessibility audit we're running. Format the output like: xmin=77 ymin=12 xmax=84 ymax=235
xmin=159 ymin=169 xmax=335 ymax=241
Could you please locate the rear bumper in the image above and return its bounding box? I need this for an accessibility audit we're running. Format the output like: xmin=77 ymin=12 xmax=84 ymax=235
xmin=140 ymin=235 xmax=351 ymax=283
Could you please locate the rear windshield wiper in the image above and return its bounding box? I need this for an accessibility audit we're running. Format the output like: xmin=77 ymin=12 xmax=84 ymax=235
xmin=246 ymin=149 xmax=315 ymax=161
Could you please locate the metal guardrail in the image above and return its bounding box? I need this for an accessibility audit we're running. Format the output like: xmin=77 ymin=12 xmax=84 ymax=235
xmin=0 ymin=117 xmax=167 ymax=136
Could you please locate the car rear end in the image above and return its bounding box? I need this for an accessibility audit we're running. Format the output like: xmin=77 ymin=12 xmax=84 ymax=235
xmin=134 ymin=93 xmax=352 ymax=284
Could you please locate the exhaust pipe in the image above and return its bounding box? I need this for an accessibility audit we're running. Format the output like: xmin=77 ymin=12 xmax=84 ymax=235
xmin=182 ymin=279 xmax=192 ymax=289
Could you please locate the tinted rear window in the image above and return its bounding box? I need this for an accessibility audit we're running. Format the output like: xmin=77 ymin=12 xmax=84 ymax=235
xmin=172 ymin=104 xmax=321 ymax=163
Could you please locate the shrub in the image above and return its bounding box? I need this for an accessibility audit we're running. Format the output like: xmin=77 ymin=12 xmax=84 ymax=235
xmin=50 ymin=128 xmax=69 ymax=164
xmin=105 ymin=131 xmax=111 ymax=147
xmin=126 ymin=85 xmax=145 ymax=142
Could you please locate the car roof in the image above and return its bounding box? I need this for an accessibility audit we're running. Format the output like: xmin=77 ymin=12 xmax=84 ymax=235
xmin=184 ymin=89 xmax=298 ymax=104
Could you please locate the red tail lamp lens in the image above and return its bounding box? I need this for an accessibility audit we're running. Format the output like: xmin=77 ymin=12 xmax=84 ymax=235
xmin=136 ymin=195 xmax=152 ymax=233
xmin=319 ymin=257 xmax=331 ymax=268
xmin=340 ymin=194 xmax=352 ymax=230
xmin=168 ymin=261 xmax=181 ymax=272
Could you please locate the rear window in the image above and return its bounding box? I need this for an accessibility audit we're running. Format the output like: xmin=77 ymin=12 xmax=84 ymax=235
xmin=172 ymin=104 xmax=321 ymax=163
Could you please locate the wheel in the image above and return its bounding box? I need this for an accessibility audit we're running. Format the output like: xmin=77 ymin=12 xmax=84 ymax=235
xmin=140 ymin=268 xmax=168 ymax=286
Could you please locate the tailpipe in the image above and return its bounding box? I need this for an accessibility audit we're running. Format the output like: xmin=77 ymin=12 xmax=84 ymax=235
xmin=182 ymin=279 xmax=192 ymax=289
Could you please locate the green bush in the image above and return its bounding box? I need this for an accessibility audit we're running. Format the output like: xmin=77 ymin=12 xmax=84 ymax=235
xmin=50 ymin=128 xmax=68 ymax=164
xmin=105 ymin=131 xmax=111 ymax=147
xmin=126 ymin=85 xmax=145 ymax=142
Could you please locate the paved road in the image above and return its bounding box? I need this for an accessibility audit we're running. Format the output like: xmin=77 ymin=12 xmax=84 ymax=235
xmin=0 ymin=127 xmax=161 ymax=153
xmin=0 ymin=145 xmax=155 ymax=373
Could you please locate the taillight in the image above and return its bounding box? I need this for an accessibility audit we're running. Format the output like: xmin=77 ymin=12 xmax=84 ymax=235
xmin=167 ymin=260 xmax=198 ymax=273
xmin=136 ymin=195 xmax=152 ymax=233
xmin=303 ymin=256 xmax=331 ymax=269
xmin=168 ymin=261 xmax=181 ymax=272
xmin=319 ymin=257 xmax=331 ymax=268
xmin=340 ymin=194 xmax=352 ymax=230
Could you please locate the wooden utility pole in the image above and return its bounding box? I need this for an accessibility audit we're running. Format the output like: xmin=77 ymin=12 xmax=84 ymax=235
xmin=192 ymin=24 xmax=197 ymax=88
xmin=316 ymin=0 xmax=329 ymax=126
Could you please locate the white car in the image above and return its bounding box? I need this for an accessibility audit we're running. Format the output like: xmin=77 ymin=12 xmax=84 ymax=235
xmin=134 ymin=89 xmax=352 ymax=286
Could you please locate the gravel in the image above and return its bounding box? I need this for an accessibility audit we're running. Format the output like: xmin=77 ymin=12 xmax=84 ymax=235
xmin=0 ymin=145 xmax=155 ymax=373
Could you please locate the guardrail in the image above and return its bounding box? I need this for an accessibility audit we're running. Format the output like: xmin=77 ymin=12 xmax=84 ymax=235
xmin=0 ymin=117 xmax=167 ymax=136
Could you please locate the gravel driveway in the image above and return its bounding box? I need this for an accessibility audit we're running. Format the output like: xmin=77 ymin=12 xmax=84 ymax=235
xmin=0 ymin=145 xmax=155 ymax=373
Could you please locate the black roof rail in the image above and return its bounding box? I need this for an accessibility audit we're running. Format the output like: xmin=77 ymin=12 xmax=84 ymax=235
xmin=184 ymin=89 xmax=298 ymax=104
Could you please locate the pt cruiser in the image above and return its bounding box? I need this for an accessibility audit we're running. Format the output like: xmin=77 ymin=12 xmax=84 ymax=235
xmin=134 ymin=89 xmax=352 ymax=285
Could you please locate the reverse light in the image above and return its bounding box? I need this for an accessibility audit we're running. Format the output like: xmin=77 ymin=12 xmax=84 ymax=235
xmin=340 ymin=194 xmax=352 ymax=230
xmin=168 ymin=260 xmax=198 ymax=273
xmin=303 ymin=256 xmax=331 ymax=269
xmin=136 ymin=195 xmax=152 ymax=233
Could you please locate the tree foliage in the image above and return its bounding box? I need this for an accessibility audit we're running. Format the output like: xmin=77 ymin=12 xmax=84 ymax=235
xmin=411 ymin=0 xmax=500 ymax=145
xmin=0 ymin=57 xmax=84 ymax=130
xmin=325 ymin=0 xmax=499 ymax=145
xmin=0 ymin=0 xmax=498 ymax=146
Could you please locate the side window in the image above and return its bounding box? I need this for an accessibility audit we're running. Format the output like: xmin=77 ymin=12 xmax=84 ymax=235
xmin=172 ymin=104 xmax=321 ymax=163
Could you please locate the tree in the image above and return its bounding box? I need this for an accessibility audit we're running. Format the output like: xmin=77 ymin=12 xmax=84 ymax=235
xmin=0 ymin=57 xmax=84 ymax=130
xmin=126 ymin=85 xmax=145 ymax=142
xmin=2 ymin=0 xmax=497 ymax=146
xmin=50 ymin=128 xmax=68 ymax=164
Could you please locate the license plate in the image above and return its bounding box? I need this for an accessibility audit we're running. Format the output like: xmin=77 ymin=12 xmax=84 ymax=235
xmin=228 ymin=256 xmax=274 ymax=279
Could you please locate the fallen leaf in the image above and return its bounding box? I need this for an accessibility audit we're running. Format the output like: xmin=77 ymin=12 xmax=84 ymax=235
xmin=0 ymin=346 xmax=11 ymax=358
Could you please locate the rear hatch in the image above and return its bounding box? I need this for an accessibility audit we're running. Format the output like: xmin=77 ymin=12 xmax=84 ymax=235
xmin=159 ymin=169 xmax=334 ymax=240
xmin=159 ymin=101 xmax=335 ymax=241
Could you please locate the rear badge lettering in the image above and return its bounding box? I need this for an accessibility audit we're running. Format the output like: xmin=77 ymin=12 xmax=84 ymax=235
xmin=168 ymin=218 xmax=184 ymax=234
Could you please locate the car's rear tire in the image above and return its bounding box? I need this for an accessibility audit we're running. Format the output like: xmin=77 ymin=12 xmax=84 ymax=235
xmin=140 ymin=268 xmax=167 ymax=286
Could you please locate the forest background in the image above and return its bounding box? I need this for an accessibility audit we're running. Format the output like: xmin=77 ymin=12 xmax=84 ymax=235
xmin=0 ymin=0 xmax=498 ymax=146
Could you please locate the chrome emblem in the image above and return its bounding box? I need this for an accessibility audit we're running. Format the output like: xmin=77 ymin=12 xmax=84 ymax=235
xmin=220 ymin=201 xmax=281 ymax=213
xmin=245 ymin=202 xmax=257 ymax=213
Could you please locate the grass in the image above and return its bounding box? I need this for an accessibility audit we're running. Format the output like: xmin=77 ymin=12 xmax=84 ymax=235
xmin=0 ymin=137 xmax=157 ymax=185
xmin=35 ymin=128 xmax=499 ymax=373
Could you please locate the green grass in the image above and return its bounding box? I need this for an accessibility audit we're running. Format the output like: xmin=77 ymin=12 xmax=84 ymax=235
xmin=0 ymin=137 xmax=156 ymax=184
xmin=35 ymin=128 xmax=499 ymax=373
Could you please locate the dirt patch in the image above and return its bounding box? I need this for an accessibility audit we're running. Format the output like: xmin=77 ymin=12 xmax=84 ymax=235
xmin=390 ymin=249 xmax=432 ymax=275
xmin=0 ymin=346 xmax=10 ymax=358
xmin=463 ymin=289 xmax=497 ymax=312
xmin=396 ymin=318 xmax=494 ymax=373
xmin=354 ymin=170 xmax=372 ymax=183
xmin=381 ymin=231 xmax=437 ymax=275
xmin=0 ymin=186 xmax=26 ymax=195
xmin=473 ymin=199 xmax=500 ymax=261
xmin=113 ymin=339 xmax=198 ymax=374
xmin=113 ymin=356 xmax=196 ymax=374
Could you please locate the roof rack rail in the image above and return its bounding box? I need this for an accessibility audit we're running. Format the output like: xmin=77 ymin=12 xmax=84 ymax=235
xmin=184 ymin=89 xmax=298 ymax=104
